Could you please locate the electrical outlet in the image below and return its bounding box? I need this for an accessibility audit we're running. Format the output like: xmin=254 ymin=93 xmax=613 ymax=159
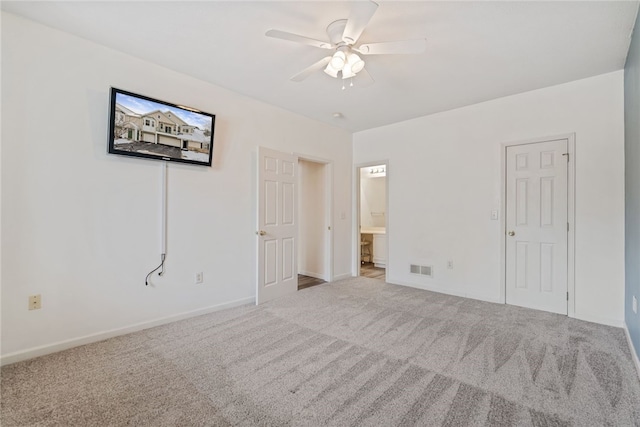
xmin=195 ymin=272 xmax=204 ymax=284
xmin=633 ymin=296 xmax=638 ymax=314
xmin=28 ymin=294 xmax=41 ymax=310
xmin=447 ymin=260 xmax=454 ymax=269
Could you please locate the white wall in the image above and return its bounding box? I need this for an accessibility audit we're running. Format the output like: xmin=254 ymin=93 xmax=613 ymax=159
xmin=360 ymin=168 xmax=386 ymax=228
xmin=1 ymin=12 xmax=352 ymax=361
xmin=298 ymin=160 xmax=325 ymax=278
xmin=354 ymin=71 xmax=625 ymax=327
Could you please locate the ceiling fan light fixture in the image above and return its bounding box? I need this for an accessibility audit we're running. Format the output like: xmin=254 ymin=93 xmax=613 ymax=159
xmin=330 ymin=51 xmax=346 ymax=69
xmin=269 ymin=1 xmax=426 ymax=85
xmin=324 ymin=63 xmax=339 ymax=78
xmin=347 ymin=52 xmax=361 ymax=64
xmin=342 ymin=63 xmax=356 ymax=79
xmin=348 ymin=53 xmax=365 ymax=74
xmin=352 ymin=60 xmax=365 ymax=74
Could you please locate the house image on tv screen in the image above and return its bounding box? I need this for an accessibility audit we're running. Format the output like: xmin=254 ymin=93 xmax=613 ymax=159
xmin=112 ymin=93 xmax=212 ymax=163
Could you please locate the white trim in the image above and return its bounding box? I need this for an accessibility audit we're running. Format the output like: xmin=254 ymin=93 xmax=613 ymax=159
xmin=567 ymin=135 xmax=576 ymax=317
xmin=295 ymin=154 xmax=334 ymax=283
xmin=499 ymin=133 xmax=576 ymax=316
xmin=0 ymin=296 xmax=254 ymax=366
xmin=571 ymin=311 xmax=623 ymax=328
xmin=325 ymin=162 xmax=334 ymax=282
xmin=292 ymin=152 xmax=332 ymax=165
xmin=332 ymin=273 xmax=353 ymax=281
xmin=624 ymin=322 xmax=640 ymax=382
xmin=388 ymin=277 xmax=501 ymax=304
xmin=385 ymin=275 xmax=623 ymax=328
xmin=354 ymin=160 xmax=389 ymax=283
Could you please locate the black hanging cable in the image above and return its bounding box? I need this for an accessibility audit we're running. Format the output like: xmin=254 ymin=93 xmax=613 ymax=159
xmin=145 ymin=254 xmax=166 ymax=286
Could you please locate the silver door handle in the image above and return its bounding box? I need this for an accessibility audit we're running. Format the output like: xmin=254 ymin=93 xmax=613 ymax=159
xmin=256 ymin=230 xmax=266 ymax=236
xmin=508 ymin=231 xmax=515 ymax=236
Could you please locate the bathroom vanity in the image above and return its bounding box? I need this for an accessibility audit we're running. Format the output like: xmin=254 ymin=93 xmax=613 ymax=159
xmin=360 ymin=227 xmax=386 ymax=268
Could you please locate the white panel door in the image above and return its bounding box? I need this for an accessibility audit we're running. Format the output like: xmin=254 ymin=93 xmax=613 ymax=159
xmin=506 ymin=139 xmax=568 ymax=314
xmin=256 ymin=147 xmax=298 ymax=305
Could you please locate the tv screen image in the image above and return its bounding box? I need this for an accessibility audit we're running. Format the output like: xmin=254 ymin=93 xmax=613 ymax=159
xmin=108 ymin=88 xmax=215 ymax=166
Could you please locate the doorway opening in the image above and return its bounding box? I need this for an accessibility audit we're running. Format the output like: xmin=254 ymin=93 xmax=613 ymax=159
xmin=356 ymin=162 xmax=388 ymax=281
xmin=298 ymin=157 xmax=333 ymax=290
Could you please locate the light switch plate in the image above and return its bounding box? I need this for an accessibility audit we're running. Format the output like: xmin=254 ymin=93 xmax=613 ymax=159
xmin=491 ymin=210 xmax=499 ymax=220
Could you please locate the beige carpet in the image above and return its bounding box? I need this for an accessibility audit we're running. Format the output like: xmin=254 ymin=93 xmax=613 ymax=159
xmin=2 ymin=277 xmax=640 ymax=426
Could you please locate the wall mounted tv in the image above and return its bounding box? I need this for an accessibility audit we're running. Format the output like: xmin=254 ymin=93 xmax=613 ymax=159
xmin=108 ymin=88 xmax=215 ymax=166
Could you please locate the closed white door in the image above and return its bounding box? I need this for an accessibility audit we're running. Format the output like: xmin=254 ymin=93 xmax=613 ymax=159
xmin=506 ymin=139 xmax=568 ymax=314
xmin=256 ymin=147 xmax=298 ymax=305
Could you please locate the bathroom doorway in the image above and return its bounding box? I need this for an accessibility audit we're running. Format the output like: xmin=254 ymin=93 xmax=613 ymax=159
xmin=356 ymin=162 xmax=388 ymax=281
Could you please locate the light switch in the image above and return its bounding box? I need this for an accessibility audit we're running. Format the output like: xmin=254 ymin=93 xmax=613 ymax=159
xmin=491 ymin=210 xmax=499 ymax=220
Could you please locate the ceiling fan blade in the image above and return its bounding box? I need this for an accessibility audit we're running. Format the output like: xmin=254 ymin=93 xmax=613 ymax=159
xmin=356 ymin=39 xmax=427 ymax=55
xmin=290 ymin=56 xmax=332 ymax=82
xmin=342 ymin=0 xmax=378 ymax=45
xmin=266 ymin=29 xmax=334 ymax=49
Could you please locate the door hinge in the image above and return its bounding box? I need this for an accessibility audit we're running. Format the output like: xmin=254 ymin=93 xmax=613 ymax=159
xmin=562 ymin=153 xmax=569 ymax=161
xmin=567 ymin=292 xmax=569 ymax=301
xmin=567 ymin=222 xmax=569 ymax=232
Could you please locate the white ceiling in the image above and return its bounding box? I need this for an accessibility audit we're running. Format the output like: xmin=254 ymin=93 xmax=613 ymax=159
xmin=2 ymin=1 xmax=638 ymax=132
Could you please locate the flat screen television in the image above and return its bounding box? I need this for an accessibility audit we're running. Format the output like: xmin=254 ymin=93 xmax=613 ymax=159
xmin=108 ymin=88 xmax=215 ymax=166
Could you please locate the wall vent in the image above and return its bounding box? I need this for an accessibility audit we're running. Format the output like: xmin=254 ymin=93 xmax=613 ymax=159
xmin=410 ymin=264 xmax=433 ymax=277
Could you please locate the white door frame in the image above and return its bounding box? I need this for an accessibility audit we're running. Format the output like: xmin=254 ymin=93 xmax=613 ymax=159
xmin=295 ymin=153 xmax=334 ymax=282
xmin=354 ymin=160 xmax=389 ymax=282
xmin=499 ymin=133 xmax=576 ymax=317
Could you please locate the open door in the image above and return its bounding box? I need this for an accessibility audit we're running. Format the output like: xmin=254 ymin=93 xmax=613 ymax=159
xmin=256 ymin=147 xmax=298 ymax=304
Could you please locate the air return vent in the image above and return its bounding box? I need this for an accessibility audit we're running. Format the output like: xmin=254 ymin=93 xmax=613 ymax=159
xmin=410 ymin=264 xmax=433 ymax=277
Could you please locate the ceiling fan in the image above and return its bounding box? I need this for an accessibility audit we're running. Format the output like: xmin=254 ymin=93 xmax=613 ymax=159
xmin=266 ymin=0 xmax=426 ymax=85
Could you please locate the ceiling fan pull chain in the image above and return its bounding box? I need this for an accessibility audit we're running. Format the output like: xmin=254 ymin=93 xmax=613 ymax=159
xmin=350 ymin=78 xmax=354 ymax=88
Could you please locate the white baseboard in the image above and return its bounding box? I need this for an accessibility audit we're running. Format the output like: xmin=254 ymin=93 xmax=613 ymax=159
xmin=387 ymin=277 xmax=501 ymax=304
xmin=380 ymin=277 xmax=623 ymax=328
xmin=0 ymin=296 xmax=254 ymax=366
xmin=571 ymin=311 xmax=623 ymax=328
xmin=624 ymin=322 xmax=640 ymax=382
xmin=332 ymin=273 xmax=353 ymax=282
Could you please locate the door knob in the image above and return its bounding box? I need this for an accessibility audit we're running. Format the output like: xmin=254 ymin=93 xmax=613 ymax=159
xmin=508 ymin=231 xmax=515 ymax=236
xmin=256 ymin=230 xmax=266 ymax=236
